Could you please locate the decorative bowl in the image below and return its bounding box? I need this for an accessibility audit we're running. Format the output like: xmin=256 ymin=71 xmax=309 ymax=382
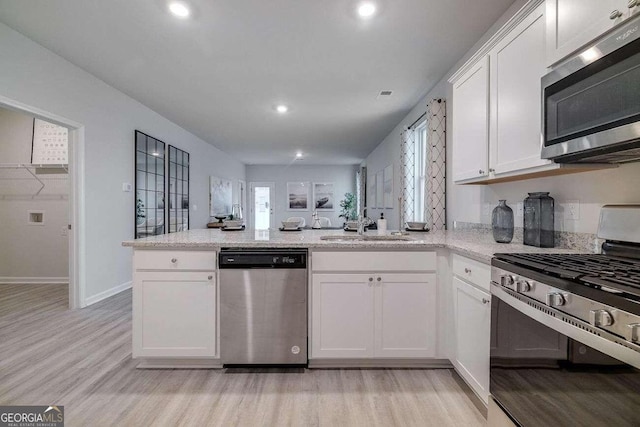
xmin=281 ymin=220 xmax=301 ymax=229
xmin=406 ymin=221 xmax=428 ymax=230
xmin=346 ymin=221 xmax=359 ymax=229
xmin=224 ymin=220 xmax=243 ymax=228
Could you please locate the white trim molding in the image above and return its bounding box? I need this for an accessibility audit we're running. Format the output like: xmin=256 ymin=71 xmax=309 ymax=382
xmin=84 ymin=281 xmax=132 ymax=306
xmin=0 ymin=277 xmax=69 ymax=285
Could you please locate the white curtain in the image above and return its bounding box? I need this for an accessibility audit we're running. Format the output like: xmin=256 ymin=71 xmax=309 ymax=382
xmin=400 ymin=127 xmax=416 ymax=227
xmin=400 ymin=98 xmax=446 ymax=230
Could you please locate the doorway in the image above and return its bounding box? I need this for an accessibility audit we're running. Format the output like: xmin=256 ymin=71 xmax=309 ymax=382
xmin=250 ymin=182 xmax=274 ymax=229
xmin=0 ymin=95 xmax=83 ymax=309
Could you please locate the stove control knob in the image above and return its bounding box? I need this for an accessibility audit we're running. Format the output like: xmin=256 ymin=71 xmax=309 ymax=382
xmin=515 ymin=280 xmax=531 ymax=293
xmin=589 ymin=310 xmax=614 ymax=327
xmin=501 ymin=274 xmax=517 ymax=288
xmin=626 ymin=324 xmax=640 ymax=344
xmin=546 ymin=292 xmax=565 ymax=307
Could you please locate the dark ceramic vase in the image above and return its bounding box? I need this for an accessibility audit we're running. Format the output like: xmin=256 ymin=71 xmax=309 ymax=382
xmin=524 ymin=192 xmax=554 ymax=248
xmin=492 ymin=200 xmax=514 ymax=243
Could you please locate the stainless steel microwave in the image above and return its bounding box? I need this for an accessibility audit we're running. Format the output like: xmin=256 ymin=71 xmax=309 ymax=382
xmin=541 ymin=16 xmax=640 ymax=164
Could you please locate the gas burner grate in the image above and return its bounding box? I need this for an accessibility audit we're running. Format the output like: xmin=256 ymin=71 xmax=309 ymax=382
xmin=495 ymin=253 xmax=640 ymax=298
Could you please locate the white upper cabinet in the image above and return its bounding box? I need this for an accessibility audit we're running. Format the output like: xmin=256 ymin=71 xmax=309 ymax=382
xmin=452 ymin=56 xmax=490 ymax=182
xmin=490 ymin=4 xmax=549 ymax=175
xmin=450 ymin=1 xmax=610 ymax=184
xmin=546 ymin=0 xmax=630 ymax=67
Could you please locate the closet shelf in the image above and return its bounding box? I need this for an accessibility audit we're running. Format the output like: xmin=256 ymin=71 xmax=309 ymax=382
xmin=0 ymin=163 xmax=68 ymax=197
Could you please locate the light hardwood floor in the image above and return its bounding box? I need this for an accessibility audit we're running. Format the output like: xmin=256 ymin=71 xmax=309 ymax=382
xmin=0 ymin=284 xmax=485 ymax=427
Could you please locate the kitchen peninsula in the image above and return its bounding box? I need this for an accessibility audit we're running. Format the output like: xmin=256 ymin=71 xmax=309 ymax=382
xmin=123 ymin=227 xmax=585 ymax=404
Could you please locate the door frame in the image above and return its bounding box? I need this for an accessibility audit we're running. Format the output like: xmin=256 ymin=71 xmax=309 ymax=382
xmin=0 ymin=95 xmax=85 ymax=309
xmin=249 ymin=182 xmax=275 ymax=229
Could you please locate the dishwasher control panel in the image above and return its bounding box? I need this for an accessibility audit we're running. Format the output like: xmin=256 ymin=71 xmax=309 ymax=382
xmin=219 ymin=249 xmax=307 ymax=269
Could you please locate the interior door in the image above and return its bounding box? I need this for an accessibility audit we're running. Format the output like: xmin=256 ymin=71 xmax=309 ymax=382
xmin=250 ymin=182 xmax=275 ymax=229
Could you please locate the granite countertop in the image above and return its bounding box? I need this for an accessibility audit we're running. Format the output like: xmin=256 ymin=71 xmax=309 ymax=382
xmin=123 ymin=228 xmax=587 ymax=264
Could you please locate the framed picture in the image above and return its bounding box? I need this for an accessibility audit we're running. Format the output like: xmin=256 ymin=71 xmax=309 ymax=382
xmin=287 ymin=182 xmax=310 ymax=211
xmin=375 ymin=172 xmax=384 ymax=209
xmin=313 ymin=182 xmax=335 ymax=211
xmin=210 ymin=176 xmax=233 ymax=216
xmin=383 ymin=164 xmax=393 ymax=209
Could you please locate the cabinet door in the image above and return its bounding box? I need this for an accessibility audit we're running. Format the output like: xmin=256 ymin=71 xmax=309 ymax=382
xmin=311 ymin=274 xmax=375 ymax=358
xmin=453 ymin=277 xmax=491 ymax=404
xmin=491 ymin=4 xmax=550 ymax=175
xmin=133 ymin=271 xmax=216 ymax=358
xmin=452 ymin=56 xmax=490 ymax=182
xmin=546 ymin=0 xmax=626 ymax=67
xmin=375 ymin=273 xmax=436 ymax=358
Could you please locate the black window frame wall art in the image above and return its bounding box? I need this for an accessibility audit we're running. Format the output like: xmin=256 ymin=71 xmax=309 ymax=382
xmin=134 ymin=130 xmax=190 ymax=239
xmin=168 ymin=145 xmax=190 ymax=233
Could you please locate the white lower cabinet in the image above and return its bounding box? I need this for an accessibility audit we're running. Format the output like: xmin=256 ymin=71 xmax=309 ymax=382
xmin=133 ymin=271 xmax=217 ymax=358
xmin=311 ymin=273 xmax=436 ymax=359
xmin=453 ymin=276 xmax=491 ymax=404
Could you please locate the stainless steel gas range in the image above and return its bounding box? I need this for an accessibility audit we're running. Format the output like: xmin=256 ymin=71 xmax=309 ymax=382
xmin=489 ymin=205 xmax=640 ymax=427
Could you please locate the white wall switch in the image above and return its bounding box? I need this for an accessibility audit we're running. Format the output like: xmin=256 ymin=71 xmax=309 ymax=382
xmin=122 ymin=183 xmax=132 ymax=192
xmin=565 ymin=200 xmax=580 ymax=221
xmin=192 ymin=204 xmax=197 ymax=211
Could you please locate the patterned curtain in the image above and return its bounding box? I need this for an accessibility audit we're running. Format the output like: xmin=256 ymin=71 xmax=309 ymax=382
xmin=428 ymin=99 xmax=446 ymax=231
xmin=400 ymin=99 xmax=446 ymax=230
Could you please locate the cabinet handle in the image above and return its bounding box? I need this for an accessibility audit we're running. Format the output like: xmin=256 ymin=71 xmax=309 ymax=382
xmin=369 ymin=277 xmax=374 ymax=281
xmin=171 ymin=258 xmax=178 ymax=263
xmin=207 ymin=275 xmax=213 ymax=280
xmin=629 ymin=0 xmax=638 ymax=8
xmin=376 ymin=277 xmax=382 ymax=282
xmin=489 ymin=168 xmax=495 ymax=173
xmin=464 ymin=268 xmax=472 ymax=274
xmin=482 ymin=298 xmax=490 ymax=304
xmin=478 ymin=169 xmax=485 ymax=175
xmin=610 ymin=9 xmax=623 ymax=19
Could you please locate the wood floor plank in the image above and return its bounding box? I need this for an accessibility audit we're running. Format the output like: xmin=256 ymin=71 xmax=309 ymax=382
xmin=0 ymin=284 xmax=485 ymax=426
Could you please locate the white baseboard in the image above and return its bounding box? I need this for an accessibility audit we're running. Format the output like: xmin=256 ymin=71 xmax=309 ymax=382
xmin=84 ymin=281 xmax=132 ymax=306
xmin=0 ymin=277 xmax=69 ymax=284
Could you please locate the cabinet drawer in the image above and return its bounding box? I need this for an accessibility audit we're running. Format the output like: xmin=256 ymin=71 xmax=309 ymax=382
xmin=135 ymin=250 xmax=216 ymax=271
xmin=312 ymin=251 xmax=436 ymax=272
xmin=452 ymin=254 xmax=490 ymax=292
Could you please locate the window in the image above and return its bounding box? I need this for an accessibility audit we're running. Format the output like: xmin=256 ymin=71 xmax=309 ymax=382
xmin=402 ymin=120 xmax=428 ymax=223
xmin=413 ymin=121 xmax=428 ymax=222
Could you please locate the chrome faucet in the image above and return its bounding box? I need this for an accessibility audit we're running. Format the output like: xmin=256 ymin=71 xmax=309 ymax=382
xmin=357 ymin=209 xmax=367 ymax=235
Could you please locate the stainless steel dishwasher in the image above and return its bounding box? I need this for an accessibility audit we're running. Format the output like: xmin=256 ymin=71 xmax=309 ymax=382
xmin=219 ymin=248 xmax=308 ymax=366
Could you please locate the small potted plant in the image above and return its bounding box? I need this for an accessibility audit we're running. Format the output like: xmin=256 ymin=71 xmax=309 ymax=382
xmin=338 ymin=192 xmax=357 ymax=226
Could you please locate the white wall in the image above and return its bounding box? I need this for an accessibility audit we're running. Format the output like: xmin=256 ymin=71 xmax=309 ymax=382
xmin=246 ymin=164 xmax=359 ymax=227
xmin=364 ymin=0 xmax=640 ymax=236
xmin=0 ymin=22 xmax=245 ymax=302
xmin=0 ymin=107 xmax=69 ymax=280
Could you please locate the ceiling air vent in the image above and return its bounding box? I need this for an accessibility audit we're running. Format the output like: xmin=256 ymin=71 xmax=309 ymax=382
xmin=376 ymin=90 xmax=393 ymax=100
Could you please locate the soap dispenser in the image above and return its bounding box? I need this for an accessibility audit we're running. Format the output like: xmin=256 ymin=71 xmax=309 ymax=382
xmin=377 ymin=213 xmax=387 ymax=234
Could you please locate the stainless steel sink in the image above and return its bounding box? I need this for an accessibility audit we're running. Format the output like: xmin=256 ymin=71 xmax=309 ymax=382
xmin=319 ymin=235 xmax=363 ymax=241
xmin=320 ymin=234 xmax=411 ymax=241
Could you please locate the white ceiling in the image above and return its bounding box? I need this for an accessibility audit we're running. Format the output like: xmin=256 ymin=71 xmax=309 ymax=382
xmin=0 ymin=0 xmax=514 ymax=165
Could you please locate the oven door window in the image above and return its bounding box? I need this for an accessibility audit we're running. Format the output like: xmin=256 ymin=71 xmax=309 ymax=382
xmin=490 ymin=297 xmax=640 ymax=427
xmin=544 ymin=37 xmax=640 ymax=147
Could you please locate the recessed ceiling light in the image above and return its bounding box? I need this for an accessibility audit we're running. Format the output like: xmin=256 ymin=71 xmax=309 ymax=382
xmin=168 ymin=2 xmax=190 ymax=18
xmin=357 ymin=2 xmax=377 ymax=18
xmin=296 ymin=152 xmax=303 ymax=158
xmin=152 ymin=152 xmax=160 ymax=156
xmin=276 ymin=105 xmax=289 ymax=114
